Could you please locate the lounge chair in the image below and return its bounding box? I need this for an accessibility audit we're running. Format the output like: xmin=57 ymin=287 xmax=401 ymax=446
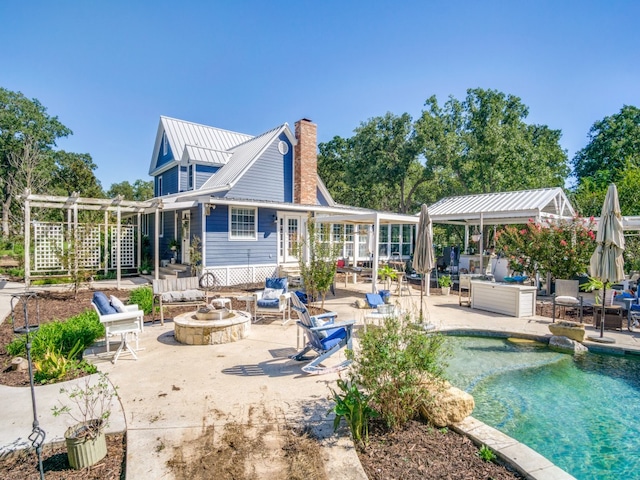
xmin=92 ymin=291 xmax=143 ymax=364
xmin=289 ymin=293 xmax=354 ymax=374
xmin=552 ymin=279 xmax=584 ymax=323
xmin=253 ymin=277 xmax=291 ymax=325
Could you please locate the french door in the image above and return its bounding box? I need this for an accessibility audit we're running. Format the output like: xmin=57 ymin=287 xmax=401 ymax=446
xmin=278 ymin=213 xmax=305 ymax=263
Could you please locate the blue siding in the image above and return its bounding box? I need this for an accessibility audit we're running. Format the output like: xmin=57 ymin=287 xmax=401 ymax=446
xmin=157 ymin=133 xmax=174 ymax=168
xmin=162 ymin=166 xmax=180 ymax=195
xmin=196 ymin=165 xmax=219 ymax=189
xmin=179 ymin=166 xmax=188 ymax=192
xmin=227 ymin=133 xmax=293 ymax=202
xmin=205 ymin=205 xmax=277 ymax=267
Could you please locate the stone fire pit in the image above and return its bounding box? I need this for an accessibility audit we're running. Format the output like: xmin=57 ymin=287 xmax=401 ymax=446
xmin=174 ymin=308 xmax=251 ymax=345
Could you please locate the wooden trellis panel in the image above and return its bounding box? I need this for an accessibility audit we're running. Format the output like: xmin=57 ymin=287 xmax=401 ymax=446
xmin=77 ymin=225 xmax=102 ymax=270
xmin=34 ymin=223 xmax=64 ymax=271
xmin=110 ymin=225 xmax=136 ymax=269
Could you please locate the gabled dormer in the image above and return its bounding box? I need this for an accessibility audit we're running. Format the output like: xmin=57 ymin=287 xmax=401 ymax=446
xmin=148 ymin=116 xmax=251 ymax=196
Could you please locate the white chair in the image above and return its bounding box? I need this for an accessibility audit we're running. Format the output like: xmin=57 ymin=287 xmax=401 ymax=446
xmin=552 ymin=279 xmax=583 ymax=323
xmin=253 ymin=277 xmax=291 ymax=325
xmin=92 ymin=292 xmax=143 ymax=363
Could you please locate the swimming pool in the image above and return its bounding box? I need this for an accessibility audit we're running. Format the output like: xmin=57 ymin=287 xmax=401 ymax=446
xmin=444 ymin=335 xmax=640 ymax=480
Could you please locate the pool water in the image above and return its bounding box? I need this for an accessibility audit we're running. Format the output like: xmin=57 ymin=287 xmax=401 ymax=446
xmin=444 ymin=336 xmax=640 ymax=480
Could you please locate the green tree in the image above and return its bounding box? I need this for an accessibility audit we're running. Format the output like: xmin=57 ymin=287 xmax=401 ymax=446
xmin=319 ymin=89 xmax=569 ymax=214
xmin=571 ymin=105 xmax=640 ymax=217
xmin=416 ymin=89 xmax=568 ymax=196
xmin=572 ymin=105 xmax=640 ymax=185
xmin=107 ymin=179 xmax=153 ymax=201
xmin=318 ymin=113 xmax=428 ymax=213
xmin=51 ymin=151 xmax=104 ymax=197
xmin=0 ymin=87 xmax=71 ymax=236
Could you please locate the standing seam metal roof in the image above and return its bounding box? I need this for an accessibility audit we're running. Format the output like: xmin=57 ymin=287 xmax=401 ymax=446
xmin=158 ymin=116 xmax=252 ymax=169
xmin=200 ymin=124 xmax=286 ymax=190
xmin=428 ymin=187 xmax=574 ymax=221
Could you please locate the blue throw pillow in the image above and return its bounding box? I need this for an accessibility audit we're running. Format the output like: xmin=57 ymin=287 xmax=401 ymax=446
xmin=266 ymin=277 xmax=288 ymax=292
xmin=93 ymin=291 xmax=117 ymax=315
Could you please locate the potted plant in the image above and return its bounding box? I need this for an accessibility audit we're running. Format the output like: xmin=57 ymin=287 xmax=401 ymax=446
xmin=438 ymin=275 xmax=452 ymax=295
xmin=378 ymin=265 xmax=397 ymax=291
xmin=52 ymin=372 xmax=118 ymax=469
xmin=140 ymin=258 xmax=152 ymax=275
xmin=168 ymin=238 xmax=180 ymax=264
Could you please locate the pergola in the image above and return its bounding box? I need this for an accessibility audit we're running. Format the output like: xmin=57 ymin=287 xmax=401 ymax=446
xmin=20 ymin=190 xmax=161 ymax=288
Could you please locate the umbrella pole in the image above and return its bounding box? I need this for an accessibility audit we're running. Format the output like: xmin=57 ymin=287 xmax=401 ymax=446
xmin=600 ymin=284 xmax=606 ymax=338
xmin=420 ymin=276 xmax=424 ymax=322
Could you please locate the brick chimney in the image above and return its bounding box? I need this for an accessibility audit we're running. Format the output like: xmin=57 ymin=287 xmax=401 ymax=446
xmin=294 ymin=118 xmax=317 ymax=205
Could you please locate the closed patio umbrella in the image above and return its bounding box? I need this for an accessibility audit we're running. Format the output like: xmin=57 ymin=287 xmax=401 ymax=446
xmin=412 ymin=204 xmax=435 ymax=321
xmin=589 ymin=184 xmax=625 ymax=341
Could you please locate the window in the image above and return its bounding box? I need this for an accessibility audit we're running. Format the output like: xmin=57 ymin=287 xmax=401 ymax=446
xmin=157 ymin=176 xmax=163 ymax=197
xmin=162 ymin=133 xmax=168 ymax=156
xmin=188 ymin=164 xmax=194 ymax=190
xmin=159 ymin=212 xmax=164 ymax=238
xmin=230 ymin=206 xmax=257 ymax=240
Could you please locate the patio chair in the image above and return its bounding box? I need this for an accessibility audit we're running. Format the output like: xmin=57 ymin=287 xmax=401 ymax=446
xmin=253 ymin=277 xmax=291 ymax=325
xmin=552 ymin=279 xmax=583 ymax=323
xmin=91 ymin=291 xmax=143 ymax=364
xmin=365 ymin=293 xmax=385 ymax=309
xmin=289 ymin=293 xmax=355 ymax=374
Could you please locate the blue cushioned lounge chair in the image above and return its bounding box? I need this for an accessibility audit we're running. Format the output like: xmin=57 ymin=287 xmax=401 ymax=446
xmin=289 ymin=293 xmax=354 ymax=374
xmin=253 ymin=277 xmax=291 ymax=325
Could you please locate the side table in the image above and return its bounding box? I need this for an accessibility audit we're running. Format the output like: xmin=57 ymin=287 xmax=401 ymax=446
xmin=237 ymin=295 xmax=256 ymax=322
xmin=593 ymin=304 xmax=623 ymax=330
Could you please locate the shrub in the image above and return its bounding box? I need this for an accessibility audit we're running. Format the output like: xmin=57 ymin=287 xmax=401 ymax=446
xmin=438 ymin=275 xmax=452 ymax=288
xmin=128 ymin=286 xmax=153 ymax=314
xmin=7 ymin=310 xmax=104 ymax=360
xmin=348 ymin=314 xmax=449 ymax=430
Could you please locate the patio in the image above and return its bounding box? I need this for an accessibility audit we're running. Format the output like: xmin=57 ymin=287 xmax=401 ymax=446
xmin=2 ymin=278 xmax=640 ymax=478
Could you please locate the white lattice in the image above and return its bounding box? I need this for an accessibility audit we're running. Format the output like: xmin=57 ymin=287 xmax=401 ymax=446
xmin=110 ymin=226 xmax=135 ymax=268
xmin=204 ymin=265 xmax=278 ymax=286
xmin=34 ymin=223 xmax=64 ymax=271
xmin=77 ymin=224 xmax=102 ymax=270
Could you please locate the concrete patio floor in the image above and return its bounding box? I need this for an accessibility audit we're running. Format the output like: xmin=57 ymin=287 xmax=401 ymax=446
xmin=2 ymin=278 xmax=640 ymax=479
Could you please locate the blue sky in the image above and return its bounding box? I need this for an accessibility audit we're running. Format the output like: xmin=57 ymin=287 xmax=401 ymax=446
xmin=1 ymin=1 xmax=638 ymax=191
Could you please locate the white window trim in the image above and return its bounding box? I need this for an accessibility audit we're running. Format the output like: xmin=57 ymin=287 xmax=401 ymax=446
xmin=157 ymin=175 xmax=163 ymax=197
xmin=188 ymin=164 xmax=194 ymax=190
xmin=162 ymin=133 xmax=168 ymax=156
xmin=228 ymin=206 xmax=258 ymax=241
xmin=159 ymin=212 xmax=164 ymax=238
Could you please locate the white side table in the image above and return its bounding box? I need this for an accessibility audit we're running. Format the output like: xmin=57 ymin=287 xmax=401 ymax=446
xmin=237 ymin=295 xmax=255 ymax=321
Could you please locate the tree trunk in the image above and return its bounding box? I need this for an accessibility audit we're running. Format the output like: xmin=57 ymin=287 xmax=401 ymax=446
xmin=1 ymin=196 xmax=11 ymax=237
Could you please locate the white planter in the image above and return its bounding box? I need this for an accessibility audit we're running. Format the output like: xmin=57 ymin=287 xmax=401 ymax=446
xmin=440 ymin=286 xmax=450 ymax=296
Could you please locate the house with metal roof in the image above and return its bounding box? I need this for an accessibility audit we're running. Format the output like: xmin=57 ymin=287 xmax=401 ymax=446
xmin=145 ymin=116 xmax=417 ymax=286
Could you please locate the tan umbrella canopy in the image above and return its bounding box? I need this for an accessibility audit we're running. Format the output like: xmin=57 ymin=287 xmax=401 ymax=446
xmin=412 ymin=204 xmax=435 ymax=321
xmin=589 ymin=184 xmax=625 ymax=340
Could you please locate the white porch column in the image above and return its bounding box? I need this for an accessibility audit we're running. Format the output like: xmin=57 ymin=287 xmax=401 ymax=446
xmin=137 ymin=212 xmax=142 ymax=271
xmin=103 ymin=211 xmax=108 ymax=276
xmin=116 ymin=203 xmax=121 ymax=289
xmin=154 ymin=202 xmax=161 ymax=281
xmin=479 ymin=213 xmax=484 ymax=274
xmin=464 ymin=225 xmax=469 ymax=254
xmin=372 ymin=213 xmax=380 ymax=293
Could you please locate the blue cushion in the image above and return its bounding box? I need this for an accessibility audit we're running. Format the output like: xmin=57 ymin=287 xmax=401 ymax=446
xmin=257 ymin=298 xmax=279 ymax=308
xmin=320 ymin=327 xmax=347 ymax=350
xmin=619 ymin=292 xmax=634 ymax=299
xmin=93 ymin=291 xmax=117 ymax=315
xmin=294 ymin=290 xmax=308 ymax=304
xmin=630 ymin=304 xmax=640 ymax=312
xmin=311 ymin=316 xmax=336 ymax=338
xmin=266 ymin=277 xmax=288 ymax=291
xmin=366 ymin=293 xmax=385 ymax=308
